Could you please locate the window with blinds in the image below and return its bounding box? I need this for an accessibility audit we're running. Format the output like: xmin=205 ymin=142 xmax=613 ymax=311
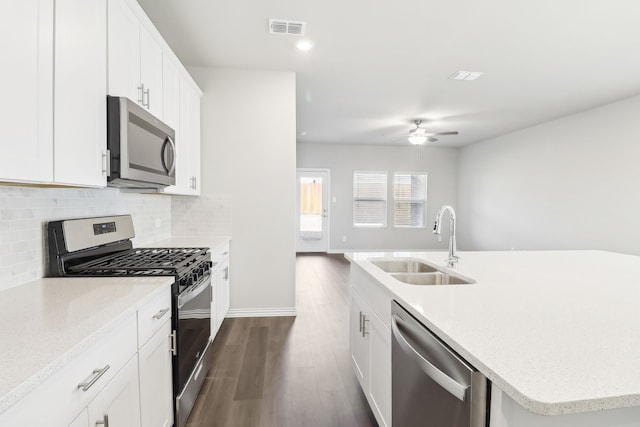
xmin=353 ymin=171 xmax=387 ymax=227
xmin=394 ymin=172 xmax=428 ymax=228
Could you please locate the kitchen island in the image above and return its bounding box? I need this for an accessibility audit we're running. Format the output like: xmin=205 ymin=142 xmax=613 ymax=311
xmin=347 ymin=250 xmax=640 ymax=427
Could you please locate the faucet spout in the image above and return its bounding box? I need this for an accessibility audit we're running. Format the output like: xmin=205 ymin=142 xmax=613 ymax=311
xmin=433 ymin=205 xmax=459 ymax=268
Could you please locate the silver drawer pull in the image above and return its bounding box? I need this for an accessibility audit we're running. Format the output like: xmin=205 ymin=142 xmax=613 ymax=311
xmin=153 ymin=307 xmax=170 ymax=320
xmin=77 ymin=365 xmax=110 ymax=391
xmin=96 ymin=414 xmax=110 ymax=427
xmin=222 ymin=251 xmax=229 ymax=255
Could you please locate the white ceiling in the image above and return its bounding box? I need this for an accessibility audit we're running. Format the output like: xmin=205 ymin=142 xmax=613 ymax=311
xmin=137 ymin=0 xmax=640 ymax=147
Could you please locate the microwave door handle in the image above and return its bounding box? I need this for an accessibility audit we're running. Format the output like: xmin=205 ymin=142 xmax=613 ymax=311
xmin=166 ymin=136 xmax=176 ymax=176
xmin=160 ymin=136 xmax=176 ymax=175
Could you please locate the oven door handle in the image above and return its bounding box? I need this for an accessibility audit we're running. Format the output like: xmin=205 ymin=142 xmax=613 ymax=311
xmin=178 ymin=277 xmax=211 ymax=308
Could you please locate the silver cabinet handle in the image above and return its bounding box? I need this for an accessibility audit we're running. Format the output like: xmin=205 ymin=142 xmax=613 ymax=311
xmin=77 ymin=365 xmax=110 ymax=391
xmin=358 ymin=311 xmax=363 ymax=333
xmin=101 ymin=151 xmax=108 ymax=175
xmin=153 ymin=307 xmax=170 ymax=320
xmin=193 ymin=176 xmax=197 ymax=190
xmin=391 ymin=315 xmax=468 ymax=401
xmin=170 ymin=331 xmax=177 ymax=356
xmin=144 ymin=88 xmax=150 ymax=108
xmin=138 ymin=84 xmax=144 ymax=104
xmin=223 ymin=267 xmax=229 ymax=281
xmin=96 ymin=414 xmax=110 ymax=427
xmin=362 ymin=315 xmax=369 ymax=337
xmin=222 ymin=251 xmax=229 ymax=256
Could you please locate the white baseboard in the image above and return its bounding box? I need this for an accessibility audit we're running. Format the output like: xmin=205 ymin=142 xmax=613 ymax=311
xmin=225 ymin=307 xmax=297 ymax=318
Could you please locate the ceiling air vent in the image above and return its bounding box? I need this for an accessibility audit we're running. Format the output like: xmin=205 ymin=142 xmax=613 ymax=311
xmin=269 ymin=19 xmax=306 ymax=36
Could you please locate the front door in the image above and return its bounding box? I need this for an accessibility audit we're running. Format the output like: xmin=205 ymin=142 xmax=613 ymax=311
xmin=296 ymin=169 xmax=330 ymax=252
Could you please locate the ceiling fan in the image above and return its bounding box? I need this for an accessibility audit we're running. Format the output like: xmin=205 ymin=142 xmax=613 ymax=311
xmin=408 ymin=120 xmax=459 ymax=145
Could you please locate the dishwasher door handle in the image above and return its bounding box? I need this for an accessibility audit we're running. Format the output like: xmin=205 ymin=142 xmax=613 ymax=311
xmin=392 ymin=314 xmax=469 ymax=402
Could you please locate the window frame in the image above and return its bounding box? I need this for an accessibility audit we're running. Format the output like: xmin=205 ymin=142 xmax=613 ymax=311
xmin=393 ymin=171 xmax=428 ymax=229
xmin=352 ymin=170 xmax=388 ymax=228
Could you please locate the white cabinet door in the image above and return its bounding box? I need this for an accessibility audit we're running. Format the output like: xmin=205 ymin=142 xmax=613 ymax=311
xmin=107 ymin=0 xmax=140 ymax=102
xmin=368 ymin=314 xmax=392 ymax=427
xmin=219 ymin=258 xmax=230 ymax=325
xmin=188 ymin=82 xmax=201 ymax=195
xmin=68 ymin=409 xmax=89 ymax=427
xmin=162 ymin=55 xmax=180 ymax=130
xmin=88 ymin=356 xmax=141 ymax=427
xmin=54 ymin=0 xmax=107 ymax=187
xmin=350 ymin=289 xmax=370 ymax=391
xmin=139 ymin=26 xmax=163 ymax=119
xmin=179 ymin=77 xmax=195 ymax=195
xmin=0 ymin=0 xmax=53 ymax=183
xmin=161 ymin=73 xmax=202 ymax=196
xmin=139 ymin=320 xmax=173 ymax=427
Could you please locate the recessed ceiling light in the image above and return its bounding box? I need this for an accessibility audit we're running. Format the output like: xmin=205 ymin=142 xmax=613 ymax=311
xmin=296 ymin=39 xmax=314 ymax=52
xmin=450 ymin=70 xmax=483 ymax=81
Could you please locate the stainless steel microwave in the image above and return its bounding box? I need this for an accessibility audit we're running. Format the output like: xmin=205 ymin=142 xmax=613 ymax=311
xmin=106 ymin=96 xmax=176 ymax=188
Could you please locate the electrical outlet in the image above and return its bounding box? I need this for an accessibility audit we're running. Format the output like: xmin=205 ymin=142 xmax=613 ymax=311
xmin=342 ymin=235 xmax=347 ymax=242
xmin=154 ymin=218 xmax=162 ymax=229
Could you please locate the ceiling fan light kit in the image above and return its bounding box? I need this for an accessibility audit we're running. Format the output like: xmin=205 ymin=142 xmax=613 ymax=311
xmin=406 ymin=119 xmax=459 ymax=145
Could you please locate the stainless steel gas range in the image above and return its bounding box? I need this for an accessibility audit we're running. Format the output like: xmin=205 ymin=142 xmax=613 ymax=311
xmin=47 ymin=214 xmax=212 ymax=427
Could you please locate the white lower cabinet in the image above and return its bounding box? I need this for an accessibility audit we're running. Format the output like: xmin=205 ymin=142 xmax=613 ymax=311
xmin=368 ymin=312 xmax=392 ymax=426
xmin=139 ymin=320 xmax=173 ymax=427
xmin=68 ymin=409 xmax=89 ymax=427
xmin=350 ymin=289 xmax=370 ymax=389
xmin=349 ymin=266 xmax=392 ymax=427
xmin=0 ymin=287 xmax=173 ymax=427
xmin=211 ymin=245 xmax=230 ymax=339
xmin=87 ymin=355 xmax=141 ymax=427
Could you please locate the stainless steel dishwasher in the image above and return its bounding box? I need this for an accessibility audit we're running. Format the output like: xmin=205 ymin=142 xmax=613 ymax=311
xmin=391 ymin=301 xmax=488 ymax=427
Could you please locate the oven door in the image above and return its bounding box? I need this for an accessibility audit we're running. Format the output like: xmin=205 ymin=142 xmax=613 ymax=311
xmin=176 ymin=272 xmax=211 ymax=393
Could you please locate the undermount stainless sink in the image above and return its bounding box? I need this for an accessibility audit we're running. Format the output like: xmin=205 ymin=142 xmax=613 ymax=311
xmin=391 ymin=272 xmax=475 ymax=286
xmin=370 ymin=259 xmax=439 ymax=273
xmin=369 ymin=257 xmax=476 ymax=285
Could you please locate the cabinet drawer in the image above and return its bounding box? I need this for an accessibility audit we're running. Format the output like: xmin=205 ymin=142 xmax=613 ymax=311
xmin=0 ymin=313 xmax=137 ymax=427
xmin=137 ymin=286 xmax=172 ymax=348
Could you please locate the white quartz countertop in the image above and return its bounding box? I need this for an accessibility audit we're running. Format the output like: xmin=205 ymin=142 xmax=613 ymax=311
xmin=346 ymin=250 xmax=640 ymax=416
xmin=0 ymin=276 xmax=173 ymax=414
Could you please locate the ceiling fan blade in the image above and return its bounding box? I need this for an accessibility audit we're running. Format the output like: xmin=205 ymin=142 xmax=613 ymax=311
xmin=431 ymin=131 xmax=459 ymax=136
xmin=428 ymin=137 xmax=438 ymax=142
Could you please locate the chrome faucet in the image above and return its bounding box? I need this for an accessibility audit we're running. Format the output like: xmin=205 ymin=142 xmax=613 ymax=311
xmin=433 ymin=205 xmax=459 ymax=268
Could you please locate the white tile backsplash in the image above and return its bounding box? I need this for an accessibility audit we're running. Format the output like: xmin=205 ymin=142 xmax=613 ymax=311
xmin=172 ymin=194 xmax=232 ymax=237
xmin=0 ymin=186 xmax=172 ymax=291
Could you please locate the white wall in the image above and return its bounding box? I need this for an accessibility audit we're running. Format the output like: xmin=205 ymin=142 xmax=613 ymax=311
xmin=297 ymin=143 xmax=458 ymax=251
xmin=458 ymin=94 xmax=640 ymax=255
xmin=185 ymin=67 xmax=297 ymax=316
xmin=0 ymin=186 xmax=172 ymax=291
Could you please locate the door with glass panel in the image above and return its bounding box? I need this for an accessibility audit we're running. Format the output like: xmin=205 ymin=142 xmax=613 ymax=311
xmin=296 ymin=169 xmax=330 ymax=252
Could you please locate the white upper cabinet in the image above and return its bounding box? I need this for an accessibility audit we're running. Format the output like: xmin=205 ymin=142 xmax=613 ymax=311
xmin=139 ymin=26 xmax=164 ymax=118
xmin=54 ymin=0 xmax=107 ymax=187
xmin=162 ymin=55 xmax=180 ymax=130
xmin=0 ymin=0 xmax=201 ymax=189
xmin=0 ymin=0 xmax=53 ymax=184
xmin=107 ymin=0 xmax=140 ymax=102
xmin=162 ymin=76 xmax=201 ymax=196
xmin=108 ymin=0 xmax=163 ymax=119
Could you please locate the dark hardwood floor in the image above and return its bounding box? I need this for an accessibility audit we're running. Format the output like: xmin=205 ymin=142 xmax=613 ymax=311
xmin=185 ymin=253 xmax=377 ymax=427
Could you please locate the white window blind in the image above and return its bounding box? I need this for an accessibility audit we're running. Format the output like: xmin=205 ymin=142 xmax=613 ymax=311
xmin=394 ymin=173 xmax=428 ymax=228
xmin=353 ymin=172 xmax=387 ymax=227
